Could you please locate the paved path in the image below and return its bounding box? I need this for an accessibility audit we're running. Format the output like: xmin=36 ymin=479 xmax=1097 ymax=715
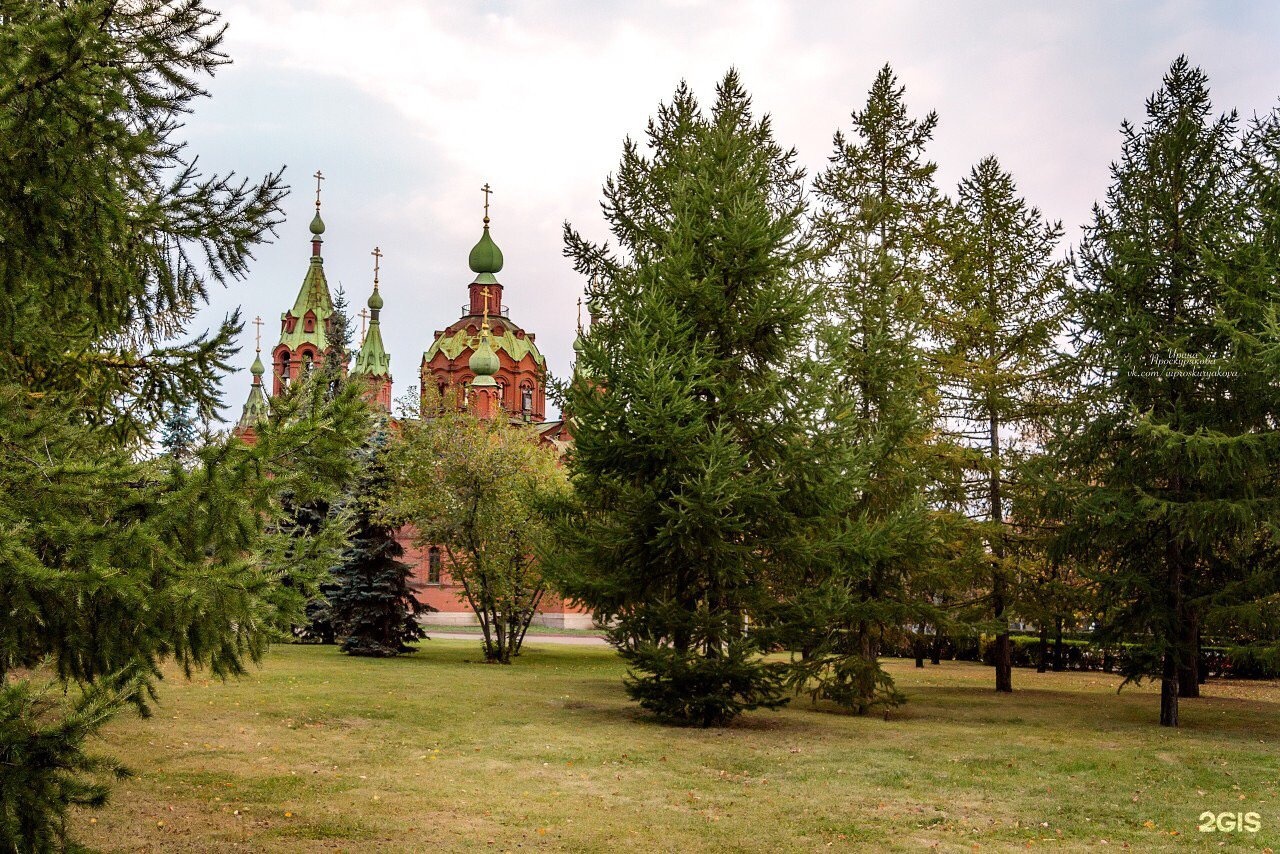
xmin=428 ymin=631 xmax=610 ymax=647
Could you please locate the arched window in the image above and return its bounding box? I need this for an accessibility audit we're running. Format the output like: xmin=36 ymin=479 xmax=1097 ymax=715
xmin=302 ymin=350 xmax=314 ymax=373
xmin=304 ymin=313 xmax=316 ymax=333
xmin=427 ymin=547 xmax=442 ymax=584
xmin=521 ymin=384 xmax=533 ymax=414
xmin=279 ymin=353 xmax=290 ymax=387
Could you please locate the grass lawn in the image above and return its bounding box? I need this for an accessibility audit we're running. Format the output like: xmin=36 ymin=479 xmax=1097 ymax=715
xmin=72 ymin=641 xmax=1279 ymax=852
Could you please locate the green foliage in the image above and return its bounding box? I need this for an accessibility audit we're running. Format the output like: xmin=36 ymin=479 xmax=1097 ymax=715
xmin=0 ymin=1 xmax=368 ymax=844
xmin=933 ymin=155 xmax=1068 ymax=692
xmin=789 ymin=64 xmax=947 ymax=712
xmin=552 ymin=70 xmax=838 ymax=725
xmin=1047 ymin=57 xmax=1280 ymax=725
xmin=389 ymin=403 xmax=567 ymax=664
xmin=0 ymin=673 xmax=135 ymax=853
xmin=330 ymin=427 xmax=428 ymax=657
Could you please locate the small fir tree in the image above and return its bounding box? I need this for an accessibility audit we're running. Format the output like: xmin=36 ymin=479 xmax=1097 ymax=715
xmin=330 ymin=427 xmax=428 ymax=657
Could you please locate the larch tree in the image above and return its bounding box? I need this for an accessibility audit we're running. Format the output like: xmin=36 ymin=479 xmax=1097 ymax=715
xmin=790 ymin=64 xmax=946 ymax=711
xmin=1049 ymin=57 xmax=1280 ymax=725
xmin=0 ymin=2 xmax=366 ymax=845
xmin=933 ymin=156 xmax=1067 ymax=693
xmin=550 ymin=71 xmax=839 ymax=726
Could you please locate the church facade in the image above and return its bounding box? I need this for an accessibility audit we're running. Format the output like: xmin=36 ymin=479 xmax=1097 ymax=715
xmin=237 ymin=182 xmax=586 ymax=628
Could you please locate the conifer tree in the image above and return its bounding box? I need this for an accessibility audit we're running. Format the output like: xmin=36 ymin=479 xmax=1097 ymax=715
xmin=1048 ymin=57 xmax=1280 ymax=725
xmin=789 ymin=65 xmax=946 ymax=711
xmin=160 ymin=403 xmax=199 ymax=460
xmin=933 ymin=156 xmax=1067 ymax=692
xmin=552 ymin=71 xmax=833 ymax=726
xmin=330 ymin=427 xmax=428 ymax=657
xmin=0 ymin=3 xmax=367 ymax=844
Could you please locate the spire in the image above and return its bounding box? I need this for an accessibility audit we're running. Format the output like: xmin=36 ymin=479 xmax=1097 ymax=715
xmin=468 ymin=285 xmax=500 ymax=386
xmin=352 ymin=246 xmax=391 ymax=379
xmin=238 ymin=319 xmax=269 ymax=430
xmin=309 ymin=170 xmax=326 ymax=258
xmin=251 ymin=315 xmax=265 ymax=384
xmin=468 ymin=183 xmax=504 ymax=281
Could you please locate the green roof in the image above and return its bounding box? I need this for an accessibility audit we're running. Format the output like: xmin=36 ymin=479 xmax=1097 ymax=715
xmin=238 ymin=381 xmax=269 ymax=428
xmin=423 ymin=324 xmax=545 ymax=368
xmin=278 ymin=257 xmax=334 ymax=351
xmin=352 ymin=321 xmax=390 ymax=377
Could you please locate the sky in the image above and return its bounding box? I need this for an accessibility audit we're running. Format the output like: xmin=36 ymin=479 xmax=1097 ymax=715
xmin=184 ymin=0 xmax=1280 ymax=422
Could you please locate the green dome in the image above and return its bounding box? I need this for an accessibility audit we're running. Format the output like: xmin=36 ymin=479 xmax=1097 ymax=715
xmin=469 ymin=331 xmax=500 ymax=383
xmin=368 ymin=287 xmax=384 ymax=310
xmin=468 ymin=226 xmax=504 ymax=275
xmin=309 ymin=210 xmax=326 ymax=236
xmin=572 ymin=333 xmax=585 ymax=354
xmin=251 ymin=352 xmax=265 ymax=376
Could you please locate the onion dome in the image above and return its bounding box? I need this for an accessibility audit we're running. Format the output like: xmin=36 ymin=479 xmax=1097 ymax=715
xmin=468 ymin=226 xmax=503 ymax=278
xmin=310 ymin=210 xmax=326 ymax=236
xmin=469 ymin=325 xmax=500 ymax=387
xmin=250 ymin=352 xmax=265 ymax=379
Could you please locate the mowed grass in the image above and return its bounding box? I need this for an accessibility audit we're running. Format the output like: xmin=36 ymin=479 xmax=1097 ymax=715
xmin=72 ymin=642 xmax=1279 ymax=852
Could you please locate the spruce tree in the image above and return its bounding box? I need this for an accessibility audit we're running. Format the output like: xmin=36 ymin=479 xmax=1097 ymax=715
xmin=0 ymin=3 xmax=367 ymax=845
xmin=933 ymin=156 xmax=1067 ymax=692
xmin=790 ymin=65 xmax=946 ymax=711
xmin=552 ymin=71 xmax=831 ymax=726
xmin=330 ymin=427 xmax=428 ymax=657
xmin=1049 ymin=57 xmax=1280 ymax=725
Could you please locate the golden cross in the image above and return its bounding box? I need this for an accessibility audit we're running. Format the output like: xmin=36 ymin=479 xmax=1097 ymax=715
xmin=358 ymin=307 xmax=370 ymax=341
xmin=481 ymin=182 xmax=493 ymax=224
xmin=313 ymin=170 xmax=325 ymax=209
xmin=252 ymin=315 xmax=263 ymax=352
xmin=577 ymin=297 xmax=583 ymax=334
xmin=371 ymin=245 xmax=382 ymax=286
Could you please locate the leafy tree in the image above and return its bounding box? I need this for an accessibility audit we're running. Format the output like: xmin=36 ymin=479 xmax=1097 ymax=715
xmin=330 ymin=426 xmax=429 ymax=657
xmin=390 ymin=407 xmax=567 ymax=664
xmin=1048 ymin=57 xmax=1280 ymax=725
xmin=0 ymin=2 xmax=365 ymax=845
xmin=788 ymin=64 xmax=946 ymax=712
xmin=550 ymin=71 xmax=832 ymax=726
xmin=933 ymin=156 xmax=1067 ymax=692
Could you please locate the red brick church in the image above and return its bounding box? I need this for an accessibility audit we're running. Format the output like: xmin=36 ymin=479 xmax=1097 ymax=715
xmin=236 ymin=180 xmax=587 ymax=628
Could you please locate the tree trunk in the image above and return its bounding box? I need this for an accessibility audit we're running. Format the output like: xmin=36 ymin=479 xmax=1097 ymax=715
xmin=930 ymin=630 xmax=941 ymax=665
xmin=1177 ymin=615 xmax=1200 ymax=698
xmin=1052 ymin=618 xmax=1065 ymax=672
xmin=1036 ymin=624 xmax=1048 ymax=673
xmin=1160 ymin=649 xmax=1179 ymax=727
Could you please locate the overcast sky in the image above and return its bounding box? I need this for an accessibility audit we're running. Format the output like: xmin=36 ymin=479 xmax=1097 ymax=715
xmin=185 ymin=0 xmax=1280 ymax=422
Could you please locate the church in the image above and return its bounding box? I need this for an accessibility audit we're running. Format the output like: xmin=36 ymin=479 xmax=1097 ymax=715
xmin=236 ymin=178 xmax=587 ymax=628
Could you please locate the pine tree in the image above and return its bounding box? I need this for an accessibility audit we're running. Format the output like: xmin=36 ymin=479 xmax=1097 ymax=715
xmin=933 ymin=156 xmax=1067 ymax=693
xmin=1049 ymin=57 xmax=1280 ymax=725
xmin=551 ymin=71 xmax=833 ymax=726
xmin=788 ymin=65 xmax=946 ymax=711
xmin=330 ymin=427 xmax=428 ymax=657
xmin=0 ymin=3 xmax=366 ymax=845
